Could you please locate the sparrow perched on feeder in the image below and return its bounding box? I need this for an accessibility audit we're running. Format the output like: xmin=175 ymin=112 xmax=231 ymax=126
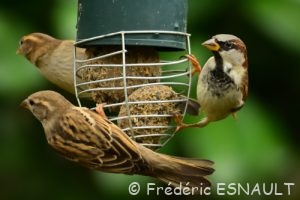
xmin=176 ymin=34 xmax=248 ymax=130
xmin=17 ymin=32 xmax=88 ymax=95
xmin=20 ymin=90 xmax=214 ymax=189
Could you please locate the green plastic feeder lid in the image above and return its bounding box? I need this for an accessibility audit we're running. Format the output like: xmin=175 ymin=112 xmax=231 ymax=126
xmin=76 ymin=0 xmax=188 ymax=50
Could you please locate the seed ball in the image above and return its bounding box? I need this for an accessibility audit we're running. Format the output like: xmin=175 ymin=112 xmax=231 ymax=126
xmin=117 ymin=85 xmax=184 ymax=150
xmin=81 ymin=46 xmax=161 ymax=112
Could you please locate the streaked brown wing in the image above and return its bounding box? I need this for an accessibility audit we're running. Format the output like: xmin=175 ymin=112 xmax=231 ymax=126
xmin=241 ymin=70 xmax=249 ymax=101
xmin=49 ymin=107 xmax=143 ymax=174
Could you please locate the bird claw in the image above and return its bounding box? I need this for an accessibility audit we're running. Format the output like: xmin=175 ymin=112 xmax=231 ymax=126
xmin=173 ymin=114 xmax=187 ymax=132
xmin=95 ymin=103 xmax=108 ymax=119
xmin=173 ymin=114 xmax=210 ymax=132
xmin=232 ymin=112 xmax=238 ymax=120
xmin=183 ymin=54 xmax=202 ymax=76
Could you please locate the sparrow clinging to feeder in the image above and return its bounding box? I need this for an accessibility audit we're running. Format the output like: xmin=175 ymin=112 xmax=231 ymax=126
xmin=176 ymin=34 xmax=248 ymax=130
xmin=20 ymin=90 xmax=214 ymax=190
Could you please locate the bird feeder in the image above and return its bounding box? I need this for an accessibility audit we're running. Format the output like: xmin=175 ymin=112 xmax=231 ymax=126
xmin=74 ymin=0 xmax=193 ymax=150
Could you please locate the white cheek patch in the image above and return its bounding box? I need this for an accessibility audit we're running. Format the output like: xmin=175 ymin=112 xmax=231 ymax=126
xmin=226 ymin=65 xmax=245 ymax=86
xmin=223 ymin=62 xmax=233 ymax=74
xmin=223 ymin=49 xmax=245 ymax=66
xmin=221 ymin=49 xmax=246 ymax=86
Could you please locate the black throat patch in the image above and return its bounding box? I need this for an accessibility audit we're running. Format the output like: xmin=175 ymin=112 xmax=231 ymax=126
xmin=205 ymin=52 xmax=235 ymax=97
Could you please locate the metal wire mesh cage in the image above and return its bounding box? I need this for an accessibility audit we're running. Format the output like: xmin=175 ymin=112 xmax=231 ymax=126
xmin=74 ymin=31 xmax=193 ymax=150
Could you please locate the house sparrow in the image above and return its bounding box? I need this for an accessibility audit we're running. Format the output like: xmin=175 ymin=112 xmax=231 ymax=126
xmin=20 ymin=90 xmax=214 ymax=189
xmin=16 ymin=32 xmax=88 ymax=95
xmin=176 ymin=34 xmax=248 ymax=130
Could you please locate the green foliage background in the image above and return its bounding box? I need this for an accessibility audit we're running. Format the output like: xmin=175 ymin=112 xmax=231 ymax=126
xmin=0 ymin=0 xmax=299 ymax=199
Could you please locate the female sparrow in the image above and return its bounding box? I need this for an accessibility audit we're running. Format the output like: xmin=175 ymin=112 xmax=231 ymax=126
xmin=16 ymin=32 xmax=88 ymax=95
xmin=176 ymin=34 xmax=248 ymax=130
xmin=20 ymin=90 xmax=214 ymax=189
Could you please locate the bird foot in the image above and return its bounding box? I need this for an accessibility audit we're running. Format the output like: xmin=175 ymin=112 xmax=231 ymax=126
xmin=174 ymin=114 xmax=210 ymax=132
xmin=95 ymin=103 xmax=108 ymax=119
xmin=173 ymin=114 xmax=188 ymax=132
xmin=232 ymin=112 xmax=238 ymax=120
xmin=184 ymin=54 xmax=202 ymax=76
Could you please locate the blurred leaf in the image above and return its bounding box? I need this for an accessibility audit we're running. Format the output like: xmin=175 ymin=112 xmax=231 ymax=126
xmin=246 ymin=0 xmax=300 ymax=52
xmin=52 ymin=0 xmax=78 ymax=39
xmin=0 ymin=11 xmax=45 ymax=96
xmin=93 ymin=172 xmax=155 ymax=198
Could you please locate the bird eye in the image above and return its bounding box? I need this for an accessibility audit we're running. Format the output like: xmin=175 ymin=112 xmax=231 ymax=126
xmin=224 ymin=41 xmax=232 ymax=48
xmin=19 ymin=39 xmax=24 ymax=46
xmin=29 ymin=99 xmax=35 ymax=106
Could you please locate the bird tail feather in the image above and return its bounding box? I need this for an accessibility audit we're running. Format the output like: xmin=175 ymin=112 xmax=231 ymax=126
xmin=139 ymin=147 xmax=214 ymax=191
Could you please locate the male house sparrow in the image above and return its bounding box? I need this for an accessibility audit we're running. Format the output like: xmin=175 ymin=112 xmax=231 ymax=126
xmin=176 ymin=34 xmax=248 ymax=130
xmin=20 ymin=90 xmax=214 ymax=189
xmin=17 ymin=32 xmax=88 ymax=95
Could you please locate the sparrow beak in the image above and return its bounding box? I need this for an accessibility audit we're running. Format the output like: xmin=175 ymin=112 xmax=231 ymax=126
xmin=16 ymin=47 xmax=23 ymax=55
xmin=202 ymin=38 xmax=220 ymax=51
xmin=20 ymin=99 xmax=29 ymax=110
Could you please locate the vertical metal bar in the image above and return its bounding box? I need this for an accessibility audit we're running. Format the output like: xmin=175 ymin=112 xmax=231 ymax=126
xmin=185 ymin=34 xmax=192 ymax=116
xmin=73 ymin=46 xmax=82 ymax=107
xmin=121 ymin=32 xmax=134 ymax=137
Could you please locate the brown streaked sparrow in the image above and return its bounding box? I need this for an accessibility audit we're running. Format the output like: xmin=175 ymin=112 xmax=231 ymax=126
xmin=16 ymin=32 xmax=88 ymax=95
xmin=176 ymin=34 xmax=248 ymax=130
xmin=20 ymin=90 xmax=214 ymax=189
